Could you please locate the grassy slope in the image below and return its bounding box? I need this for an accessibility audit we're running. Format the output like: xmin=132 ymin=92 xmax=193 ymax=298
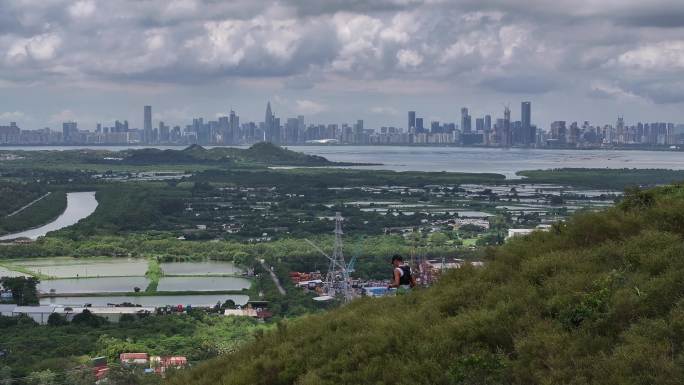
xmin=170 ymin=184 xmax=684 ymax=385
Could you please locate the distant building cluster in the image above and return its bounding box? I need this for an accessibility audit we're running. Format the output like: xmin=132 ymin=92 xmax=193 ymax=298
xmin=1 ymin=101 xmax=682 ymax=148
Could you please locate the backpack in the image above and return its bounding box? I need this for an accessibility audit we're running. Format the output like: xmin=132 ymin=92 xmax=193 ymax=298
xmin=398 ymin=265 xmax=412 ymax=285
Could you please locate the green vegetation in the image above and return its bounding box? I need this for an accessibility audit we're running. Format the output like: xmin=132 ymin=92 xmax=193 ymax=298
xmin=170 ymin=184 xmax=684 ymax=385
xmin=0 ymin=234 xmax=469 ymax=280
xmin=0 ymin=143 xmax=348 ymax=174
xmin=0 ymin=312 xmax=265 ymax=381
xmin=0 ymin=191 xmax=67 ymax=235
xmin=0 ymin=182 xmax=49 ymax=216
xmin=55 ymin=184 xmax=188 ymax=237
xmin=114 ymin=142 xmax=345 ymax=167
xmin=195 ymin=167 xmax=505 ymax=188
xmin=6 ymin=147 xmax=682 ymax=384
xmin=517 ymin=168 xmax=684 ymax=189
xmin=0 ymin=277 xmax=39 ymax=305
xmin=145 ymin=258 xmax=163 ymax=292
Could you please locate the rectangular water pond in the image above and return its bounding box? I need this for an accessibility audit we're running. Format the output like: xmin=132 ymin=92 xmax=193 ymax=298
xmin=13 ymin=258 xmax=147 ymax=278
xmin=160 ymin=261 xmax=242 ymax=276
xmin=38 ymin=277 xmax=150 ymax=294
xmin=156 ymin=276 xmax=251 ymax=292
xmin=40 ymin=294 xmax=250 ymax=307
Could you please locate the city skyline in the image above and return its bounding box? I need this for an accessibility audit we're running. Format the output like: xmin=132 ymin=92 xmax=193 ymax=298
xmin=1 ymin=1 xmax=684 ymax=130
xmin=1 ymin=101 xmax=682 ymax=148
xmin=1 ymin=99 xmax=682 ymax=133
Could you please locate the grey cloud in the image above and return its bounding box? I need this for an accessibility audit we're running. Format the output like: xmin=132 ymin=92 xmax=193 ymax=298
xmin=624 ymin=81 xmax=684 ymax=104
xmin=1 ymin=0 xmax=684 ymax=129
xmin=479 ymin=74 xmax=561 ymax=94
xmin=617 ymin=12 xmax=684 ymax=28
xmin=280 ymin=0 xmax=421 ymax=17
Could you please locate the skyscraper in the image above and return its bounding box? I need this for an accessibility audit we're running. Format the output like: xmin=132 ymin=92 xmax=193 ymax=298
xmin=354 ymin=120 xmax=364 ymax=144
xmin=415 ymin=118 xmax=424 ymax=133
xmin=298 ymin=115 xmax=305 ymax=143
xmin=461 ymin=108 xmax=471 ymax=134
xmin=484 ymin=115 xmax=492 ymax=131
xmin=159 ymin=121 xmax=170 ymax=143
xmin=62 ymin=121 xmax=77 ymax=143
xmin=229 ymin=110 xmax=239 ymax=144
xmin=521 ymin=101 xmax=532 ymax=145
xmin=264 ymin=102 xmax=278 ymax=144
xmin=143 ymin=105 xmax=152 ymax=144
xmin=551 ymin=121 xmax=567 ymax=144
xmin=408 ymin=111 xmax=416 ymax=133
xmin=286 ymin=118 xmax=299 ymax=144
xmin=502 ymin=106 xmax=511 ymax=147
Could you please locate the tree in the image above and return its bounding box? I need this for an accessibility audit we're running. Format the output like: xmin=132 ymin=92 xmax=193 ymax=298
xmin=222 ymin=299 xmax=237 ymax=309
xmin=0 ymin=277 xmax=39 ymax=305
xmin=0 ymin=366 xmax=12 ymax=385
xmin=65 ymin=368 xmax=97 ymax=385
xmin=428 ymin=232 xmax=448 ymax=246
xmin=72 ymin=310 xmax=107 ymax=327
xmin=26 ymin=370 xmax=56 ymax=385
xmin=104 ymin=366 xmax=162 ymax=385
xmin=47 ymin=313 xmax=68 ymax=327
xmin=459 ymin=224 xmax=486 ymax=233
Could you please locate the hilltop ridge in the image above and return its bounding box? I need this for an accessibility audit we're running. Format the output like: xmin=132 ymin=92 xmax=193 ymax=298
xmin=169 ymin=184 xmax=684 ymax=385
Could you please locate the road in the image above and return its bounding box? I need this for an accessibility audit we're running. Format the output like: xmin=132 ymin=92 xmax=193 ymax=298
xmin=260 ymin=260 xmax=286 ymax=295
xmin=6 ymin=192 xmax=51 ymax=217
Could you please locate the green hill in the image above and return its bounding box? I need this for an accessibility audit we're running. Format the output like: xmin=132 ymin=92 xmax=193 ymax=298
xmin=117 ymin=142 xmax=342 ymax=167
xmin=169 ymin=185 xmax=684 ymax=385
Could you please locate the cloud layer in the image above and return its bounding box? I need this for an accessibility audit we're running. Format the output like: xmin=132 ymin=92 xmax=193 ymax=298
xmin=1 ymin=0 xmax=684 ymax=128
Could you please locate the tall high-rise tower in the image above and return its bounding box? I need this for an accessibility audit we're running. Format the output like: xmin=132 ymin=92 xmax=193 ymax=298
xmin=461 ymin=107 xmax=471 ymax=134
xmin=484 ymin=115 xmax=492 ymax=131
xmin=521 ymin=101 xmax=532 ymax=145
xmin=408 ymin=111 xmax=416 ymax=133
xmin=143 ymin=105 xmax=152 ymax=144
xmin=616 ymin=115 xmax=625 ymax=144
xmin=229 ymin=110 xmax=239 ymax=144
xmin=503 ymin=106 xmax=511 ymax=147
xmin=264 ymin=102 xmax=278 ymax=144
xmin=62 ymin=121 xmax=78 ymax=143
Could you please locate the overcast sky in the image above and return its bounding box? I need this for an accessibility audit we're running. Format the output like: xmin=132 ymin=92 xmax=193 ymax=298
xmin=2 ymin=0 xmax=684 ymax=131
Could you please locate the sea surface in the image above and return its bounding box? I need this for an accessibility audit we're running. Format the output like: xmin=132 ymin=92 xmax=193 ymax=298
xmin=3 ymin=145 xmax=684 ymax=178
xmin=286 ymin=146 xmax=684 ymax=178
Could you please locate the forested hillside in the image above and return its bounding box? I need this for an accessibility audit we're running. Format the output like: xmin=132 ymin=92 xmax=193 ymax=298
xmin=109 ymin=142 xmax=343 ymax=167
xmin=169 ymin=184 xmax=684 ymax=385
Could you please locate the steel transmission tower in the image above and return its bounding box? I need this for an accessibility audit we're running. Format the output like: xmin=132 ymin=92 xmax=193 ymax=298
xmin=306 ymin=212 xmax=354 ymax=302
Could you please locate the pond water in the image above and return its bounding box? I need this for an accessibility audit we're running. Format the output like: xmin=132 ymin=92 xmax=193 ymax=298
xmin=157 ymin=276 xmax=251 ymax=292
xmin=20 ymin=259 xmax=147 ymax=278
xmin=39 ymin=294 xmax=250 ymax=307
xmin=456 ymin=211 xmax=495 ymax=217
xmin=0 ymin=192 xmax=98 ymax=240
xmin=160 ymin=261 xmax=241 ymax=276
xmin=38 ymin=277 xmax=149 ymax=294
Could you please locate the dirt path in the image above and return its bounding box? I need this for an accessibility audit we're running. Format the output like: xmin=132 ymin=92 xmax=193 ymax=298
xmin=6 ymin=192 xmax=51 ymax=217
